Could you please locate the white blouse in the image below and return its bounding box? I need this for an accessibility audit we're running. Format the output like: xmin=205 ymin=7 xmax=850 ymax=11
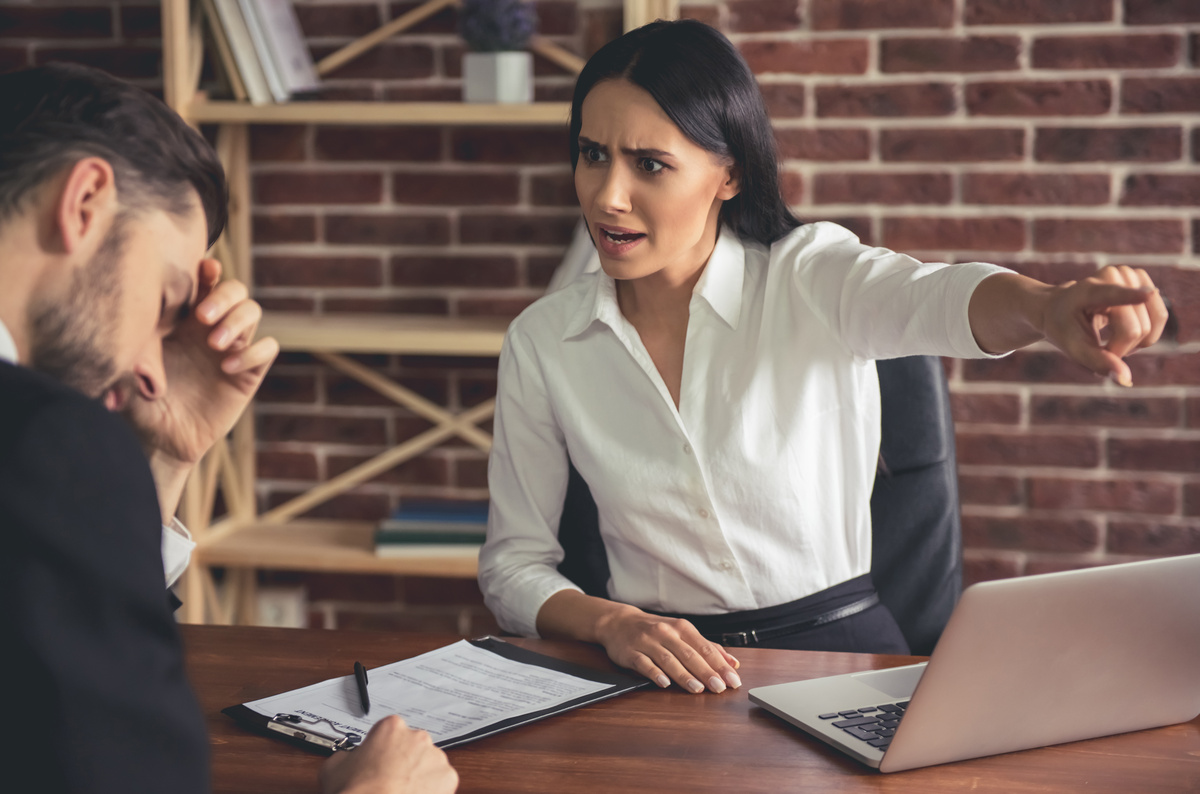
xmin=479 ymin=222 xmax=1009 ymax=637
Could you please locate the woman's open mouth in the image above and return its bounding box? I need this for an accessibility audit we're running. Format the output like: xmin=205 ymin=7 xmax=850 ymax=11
xmin=596 ymin=224 xmax=647 ymax=256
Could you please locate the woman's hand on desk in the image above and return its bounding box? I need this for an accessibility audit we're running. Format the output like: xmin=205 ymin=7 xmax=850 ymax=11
xmin=320 ymin=715 xmax=458 ymax=794
xmin=538 ymin=590 xmax=742 ymax=694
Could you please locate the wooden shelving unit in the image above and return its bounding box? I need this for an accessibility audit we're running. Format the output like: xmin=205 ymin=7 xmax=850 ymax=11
xmin=160 ymin=0 xmax=673 ymax=625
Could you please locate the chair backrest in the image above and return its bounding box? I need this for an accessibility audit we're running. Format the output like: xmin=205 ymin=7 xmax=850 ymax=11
xmin=556 ymin=355 xmax=962 ymax=655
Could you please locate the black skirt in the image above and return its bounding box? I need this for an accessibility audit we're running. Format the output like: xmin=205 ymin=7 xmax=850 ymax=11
xmin=651 ymin=574 xmax=910 ymax=654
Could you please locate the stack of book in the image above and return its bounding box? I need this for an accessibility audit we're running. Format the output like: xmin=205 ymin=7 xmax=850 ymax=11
xmin=374 ymin=501 xmax=489 ymax=559
xmin=201 ymin=0 xmax=320 ymax=105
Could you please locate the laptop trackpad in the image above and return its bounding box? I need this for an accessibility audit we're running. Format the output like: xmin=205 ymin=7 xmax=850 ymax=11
xmin=851 ymin=664 xmax=926 ymax=699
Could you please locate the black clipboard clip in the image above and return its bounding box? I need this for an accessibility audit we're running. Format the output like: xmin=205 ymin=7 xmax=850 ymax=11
xmin=266 ymin=713 xmax=363 ymax=752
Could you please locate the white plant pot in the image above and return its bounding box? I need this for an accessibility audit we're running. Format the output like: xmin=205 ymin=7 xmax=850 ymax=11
xmin=463 ymin=51 xmax=534 ymax=104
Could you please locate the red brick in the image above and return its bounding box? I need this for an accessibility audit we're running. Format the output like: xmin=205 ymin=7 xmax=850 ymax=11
xmin=1033 ymin=218 xmax=1184 ymax=254
xmin=528 ymin=256 xmax=561 ymax=288
xmin=963 ymin=351 xmax=1100 ymax=384
xmin=994 ymin=260 xmax=1099 ymax=285
xmin=963 ymin=173 xmax=1110 ymax=206
xmin=459 ymin=213 xmax=578 ymax=245
xmin=1126 ymin=353 xmax=1200 ymax=387
xmin=813 ymin=172 xmax=951 ymax=205
xmin=1122 ymin=78 xmax=1200 ymax=114
xmin=250 ymin=126 xmax=307 ymax=162
xmin=1108 ymin=521 xmax=1200 ymax=556
xmin=326 ymin=374 xmax=447 ymax=407
xmin=883 ymin=217 xmax=1025 ymax=252
xmin=1035 ymin=126 xmax=1181 ymax=163
xmin=392 ymin=171 xmax=519 ymax=206
xmin=312 ymin=86 xmax=376 ymax=102
xmin=457 ymin=296 xmax=539 ymax=317
xmin=1185 ymin=482 xmax=1200 ymax=515
xmin=315 ymin=127 xmax=442 ymax=162
xmin=257 ymin=297 xmax=316 ymax=313
xmin=33 ymin=47 xmax=160 ymax=80
xmin=1032 ymin=34 xmax=1181 ymax=70
xmin=459 ymin=376 xmax=499 ymax=407
xmin=781 ymin=171 xmax=804 ymax=204
xmin=257 ymin=414 xmax=388 ymax=445
xmin=1193 ymin=33 xmax=1200 ymax=67
xmin=257 ymin=374 xmax=318 ymax=405
xmin=739 ymin=39 xmax=869 ymax=75
xmin=1124 ymin=0 xmax=1200 ymax=24
xmin=391 ymin=256 xmax=519 ymax=288
xmin=327 ymin=454 xmax=450 ymax=486
xmin=325 ymin=214 xmax=451 ymax=246
xmin=728 ymin=0 xmax=802 ymax=32
xmin=881 ymin=128 xmax=1024 ymax=162
xmin=759 ymin=83 xmax=806 ymax=118
xmin=300 ymin=571 xmax=399 ymax=602
xmin=1029 ymin=477 xmax=1177 ymax=514
xmin=816 ymin=83 xmax=955 ymax=118
xmin=1031 ymin=395 xmax=1180 ymax=428
xmin=811 ymin=0 xmax=953 ymax=29
xmin=776 ymin=129 xmax=870 ymax=160
xmin=535 ymin=1 xmax=578 ymax=34
xmin=257 ymin=451 xmax=319 ymax=481
xmin=962 ymin=552 xmax=1022 ymax=586
xmin=951 ymin=392 xmax=1021 ymax=424
xmin=1108 ymin=438 xmax=1200 ymax=472
xmin=962 ymin=515 xmax=1101 ymax=553
xmin=1024 ymin=557 xmax=1131 ymax=576
xmin=956 ymin=432 xmax=1101 ymax=467
xmin=388 ymin=1 xmax=458 ymax=33
xmin=1194 ymin=128 xmax=1199 ymax=162
xmin=255 ymin=172 xmax=383 ymax=205
xmin=880 ymin=36 xmax=1020 ymax=73
xmin=533 ymin=85 xmax=574 ymax=103
xmin=0 ymin=7 xmax=112 ymax=37
xmin=253 ymin=214 xmax=317 ymax=244
xmin=795 ymin=215 xmax=874 ymax=244
xmin=400 ymin=354 xmax=499 ymax=370
xmin=680 ymin=4 xmax=721 ymax=26
xmin=457 ymin=457 xmax=490 ymax=488
xmin=531 ymin=173 xmax=579 ymax=207
xmin=324 ymin=297 xmax=449 ymax=315
xmin=297 ymin=4 xmax=382 ymax=37
xmin=957 ymin=474 xmax=1023 ymax=506
xmin=965 ymin=0 xmax=1113 ymax=24
xmin=582 ymin=7 xmax=623 ymax=57
xmin=1143 ymin=265 xmax=1200 ymax=343
xmin=967 ymin=80 xmax=1112 ymax=116
xmin=383 ymin=86 xmax=463 ymax=102
xmin=1120 ymin=174 xmax=1200 ymax=206
xmin=452 ymin=129 xmax=571 ymax=164
xmin=266 ymin=490 xmax=391 ymax=522
xmin=399 ymin=575 xmax=487 ymax=605
xmin=311 ymin=44 xmax=433 ymax=80
xmin=255 ymin=255 xmax=383 ymax=288
xmin=120 ymin=6 xmax=161 ymax=39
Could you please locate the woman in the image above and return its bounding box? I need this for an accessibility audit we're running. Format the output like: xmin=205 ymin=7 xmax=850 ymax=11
xmin=478 ymin=20 xmax=1166 ymax=696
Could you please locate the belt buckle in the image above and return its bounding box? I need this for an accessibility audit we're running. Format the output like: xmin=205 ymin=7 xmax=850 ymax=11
xmin=719 ymin=629 xmax=757 ymax=647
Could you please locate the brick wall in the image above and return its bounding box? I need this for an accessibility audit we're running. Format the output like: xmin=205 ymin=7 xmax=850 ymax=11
xmin=2 ymin=0 xmax=1198 ymax=634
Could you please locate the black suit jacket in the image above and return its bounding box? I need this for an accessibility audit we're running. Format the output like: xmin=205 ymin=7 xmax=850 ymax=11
xmin=0 ymin=361 xmax=209 ymax=793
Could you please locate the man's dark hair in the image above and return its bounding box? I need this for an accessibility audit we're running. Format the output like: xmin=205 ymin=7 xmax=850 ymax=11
xmin=570 ymin=20 xmax=800 ymax=247
xmin=0 ymin=62 xmax=227 ymax=248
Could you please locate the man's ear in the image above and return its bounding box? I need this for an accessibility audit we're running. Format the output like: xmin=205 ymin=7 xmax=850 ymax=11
xmin=55 ymin=157 xmax=118 ymax=255
xmin=717 ymin=164 xmax=741 ymax=201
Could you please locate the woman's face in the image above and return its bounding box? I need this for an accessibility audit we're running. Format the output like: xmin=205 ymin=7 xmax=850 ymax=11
xmin=574 ymin=79 xmax=739 ymax=283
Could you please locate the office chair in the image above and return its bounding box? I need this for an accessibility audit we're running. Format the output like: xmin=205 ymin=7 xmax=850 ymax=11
xmin=555 ymin=355 xmax=962 ymax=656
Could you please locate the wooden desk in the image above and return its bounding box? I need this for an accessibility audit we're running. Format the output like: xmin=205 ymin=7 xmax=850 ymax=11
xmin=182 ymin=625 xmax=1200 ymax=793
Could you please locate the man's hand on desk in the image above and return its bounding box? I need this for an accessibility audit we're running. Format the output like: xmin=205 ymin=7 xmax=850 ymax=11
xmin=320 ymin=715 xmax=458 ymax=794
xmin=120 ymin=258 xmax=279 ymax=523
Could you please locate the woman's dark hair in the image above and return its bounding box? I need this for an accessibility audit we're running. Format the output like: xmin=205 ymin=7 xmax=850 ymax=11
xmin=569 ymin=20 xmax=799 ymax=246
xmin=0 ymin=62 xmax=227 ymax=248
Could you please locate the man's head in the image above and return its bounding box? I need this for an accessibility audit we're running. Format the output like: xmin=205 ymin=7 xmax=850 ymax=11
xmin=0 ymin=62 xmax=227 ymax=407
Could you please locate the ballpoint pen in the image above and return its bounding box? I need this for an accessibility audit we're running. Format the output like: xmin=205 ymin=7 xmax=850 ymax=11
xmin=353 ymin=661 xmax=371 ymax=714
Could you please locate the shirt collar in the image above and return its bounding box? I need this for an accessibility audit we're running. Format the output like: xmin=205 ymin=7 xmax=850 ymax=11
xmin=561 ymin=226 xmax=745 ymax=341
xmin=0 ymin=317 xmax=17 ymax=364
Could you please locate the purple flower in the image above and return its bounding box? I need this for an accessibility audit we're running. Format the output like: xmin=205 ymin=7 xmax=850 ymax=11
xmin=458 ymin=0 xmax=538 ymax=52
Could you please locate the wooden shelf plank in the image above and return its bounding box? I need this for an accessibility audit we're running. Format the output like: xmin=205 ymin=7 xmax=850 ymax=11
xmin=197 ymin=520 xmax=479 ymax=578
xmin=259 ymin=312 xmax=509 ymax=355
xmin=186 ymin=100 xmax=572 ymax=126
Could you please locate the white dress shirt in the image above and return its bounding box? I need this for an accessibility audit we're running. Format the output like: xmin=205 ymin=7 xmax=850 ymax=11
xmin=0 ymin=317 xmax=193 ymax=588
xmin=479 ymin=222 xmax=1011 ymax=637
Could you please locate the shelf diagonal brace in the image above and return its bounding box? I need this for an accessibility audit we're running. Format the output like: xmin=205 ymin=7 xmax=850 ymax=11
xmin=316 ymin=0 xmax=457 ymax=76
xmin=260 ymin=399 xmax=497 ymax=523
xmin=313 ymin=351 xmax=493 ymax=453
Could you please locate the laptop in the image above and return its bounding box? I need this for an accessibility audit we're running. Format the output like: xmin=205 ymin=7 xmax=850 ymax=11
xmin=747 ymin=553 xmax=1200 ymax=772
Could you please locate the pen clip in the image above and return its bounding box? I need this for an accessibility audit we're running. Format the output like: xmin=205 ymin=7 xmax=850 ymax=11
xmin=268 ymin=713 xmax=363 ymax=751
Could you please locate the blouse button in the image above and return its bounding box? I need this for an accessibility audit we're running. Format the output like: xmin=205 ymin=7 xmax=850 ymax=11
xmin=698 ymin=508 xmax=710 ymax=519
xmin=683 ymin=443 xmax=693 ymax=455
xmin=720 ymin=559 xmax=735 ymax=571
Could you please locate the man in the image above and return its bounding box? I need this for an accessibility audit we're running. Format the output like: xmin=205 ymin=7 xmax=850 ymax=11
xmin=0 ymin=63 xmax=457 ymax=794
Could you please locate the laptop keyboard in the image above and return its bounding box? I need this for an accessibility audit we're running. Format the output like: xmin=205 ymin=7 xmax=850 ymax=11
xmin=818 ymin=702 xmax=908 ymax=750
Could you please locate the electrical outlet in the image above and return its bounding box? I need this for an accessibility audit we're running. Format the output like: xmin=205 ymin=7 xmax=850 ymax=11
xmin=255 ymin=586 xmax=308 ymax=628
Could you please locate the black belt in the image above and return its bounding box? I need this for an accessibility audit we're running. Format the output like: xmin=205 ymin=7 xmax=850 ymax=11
xmin=706 ymin=592 xmax=881 ymax=648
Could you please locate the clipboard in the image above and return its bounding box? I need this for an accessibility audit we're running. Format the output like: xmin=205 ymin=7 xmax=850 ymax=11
xmin=222 ymin=636 xmax=653 ymax=755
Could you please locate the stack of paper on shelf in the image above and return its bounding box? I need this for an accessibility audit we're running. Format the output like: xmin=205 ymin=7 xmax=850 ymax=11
xmin=202 ymin=0 xmax=320 ymax=105
xmin=374 ymin=501 xmax=489 ymax=558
